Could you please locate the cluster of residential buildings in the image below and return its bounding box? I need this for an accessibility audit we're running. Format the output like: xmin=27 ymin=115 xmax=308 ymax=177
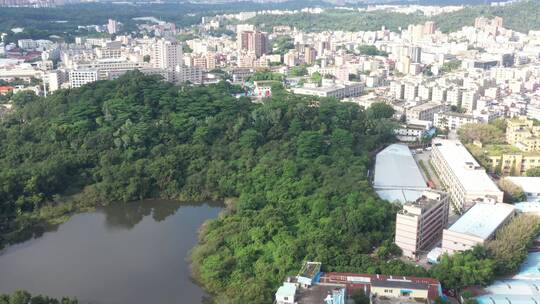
xmin=481 ymin=117 xmax=540 ymax=176
xmin=2 ymin=6 xmax=540 ymax=115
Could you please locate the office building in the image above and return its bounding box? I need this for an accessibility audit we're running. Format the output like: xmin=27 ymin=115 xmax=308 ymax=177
xmin=69 ymin=69 xmax=98 ymax=88
xmin=431 ymin=139 xmax=504 ymax=211
xmin=395 ymin=190 xmax=450 ymax=259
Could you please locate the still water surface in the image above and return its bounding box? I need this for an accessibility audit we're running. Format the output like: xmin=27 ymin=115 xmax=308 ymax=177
xmin=0 ymin=200 xmax=222 ymax=304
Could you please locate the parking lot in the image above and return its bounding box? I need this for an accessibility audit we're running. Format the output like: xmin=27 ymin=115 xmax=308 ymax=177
xmin=412 ymin=149 xmax=443 ymax=189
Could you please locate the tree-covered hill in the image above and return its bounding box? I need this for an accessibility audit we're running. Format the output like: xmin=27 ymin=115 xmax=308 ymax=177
xmin=248 ymin=1 xmax=540 ymax=34
xmin=0 ymin=72 xmax=426 ymax=302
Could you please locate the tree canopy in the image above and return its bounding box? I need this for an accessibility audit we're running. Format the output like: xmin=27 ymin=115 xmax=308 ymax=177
xmin=0 ymin=290 xmax=77 ymax=304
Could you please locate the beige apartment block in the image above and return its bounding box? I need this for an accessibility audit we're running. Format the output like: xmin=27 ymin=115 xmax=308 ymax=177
xmin=395 ymin=190 xmax=449 ymax=259
xmin=407 ymin=102 xmax=445 ymax=121
xmin=506 ymin=117 xmax=540 ymax=152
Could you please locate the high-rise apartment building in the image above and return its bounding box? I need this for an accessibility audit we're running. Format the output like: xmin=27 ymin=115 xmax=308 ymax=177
xmin=424 ymin=21 xmax=436 ymax=35
xmin=304 ymin=47 xmax=317 ymax=65
xmin=153 ymin=39 xmax=183 ymax=70
xmin=237 ymin=29 xmax=269 ymax=58
xmin=107 ymin=19 xmax=118 ymax=35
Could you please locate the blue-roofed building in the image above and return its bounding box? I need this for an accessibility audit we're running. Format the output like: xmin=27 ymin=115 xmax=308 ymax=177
xmin=474 ymin=238 xmax=540 ymax=303
xmin=476 ymin=294 xmax=540 ymax=304
xmin=476 ymin=279 xmax=540 ymax=304
xmin=442 ymin=202 xmax=515 ymax=254
xmin=515 ymin=202 xmax=540 ymax=215
xmin=514 ymin=252 xmax=540 ymax=281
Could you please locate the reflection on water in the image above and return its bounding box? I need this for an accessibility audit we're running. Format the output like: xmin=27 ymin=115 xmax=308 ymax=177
xmin=0 ymin=200 xmax=222 ymax=304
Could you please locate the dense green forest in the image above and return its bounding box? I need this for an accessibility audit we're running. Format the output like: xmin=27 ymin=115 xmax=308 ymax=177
xmin=0 ymin=290 xmax=77 ymax=304
xmin=248 ymin=1 xmax=540 ymax=34
xmin=0 ymin=0 xmax=330 ymax=43
xmin=0 ymin=72 xmax=430 ymax=302
xmin=248 ymin=9 xmax=425 ymax=32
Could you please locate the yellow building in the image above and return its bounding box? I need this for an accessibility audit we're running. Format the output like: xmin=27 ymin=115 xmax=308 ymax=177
xmin=506 ymin=117 xmax=540 ymax=152
xmin=488 ymin=153 xmax=540 ymax=176
xmin=371 ymin=281 xmax=429 ymax=300
xmin=473 ymin=117 xmax=540 ymax=176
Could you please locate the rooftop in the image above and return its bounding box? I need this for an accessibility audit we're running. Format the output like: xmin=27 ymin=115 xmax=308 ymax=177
xmin=372 ymin=280 xmax=429 ymax=290
xmin=400 ymin=191 xmax=447 ymax=215
xmin=298 ymin=262 xmax=321 ymax=279
xmin=276 ymin=282 xmax=296 ymax=298
xmin=295 ymin=284 xmax=346 ymax=304
xmin=373 ymin=144 xmax=427 ymax=204
xmin=432 ymin=139 xmax=502 ymax=195
xmin=409 ymin=102 xmax=443 ymax=111
xmin=505 ymin=177 xmax=540 ymax=199
xmin=447 ymin=202 xmax=515 ymax=240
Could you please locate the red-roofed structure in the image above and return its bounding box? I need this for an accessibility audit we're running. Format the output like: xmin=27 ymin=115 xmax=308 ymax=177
xmin=319 ymin=272 xmax=442 ymax=302
xmin=0 ymin=85 xmax=14 ymax=94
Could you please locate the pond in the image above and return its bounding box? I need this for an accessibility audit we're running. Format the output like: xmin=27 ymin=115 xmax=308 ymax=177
xmin=0 ymin=200 xmax=222 ymax=304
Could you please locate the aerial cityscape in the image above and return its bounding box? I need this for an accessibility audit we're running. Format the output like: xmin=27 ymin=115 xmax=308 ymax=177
xmin=0 ymin=0 xmax=540 ymax=303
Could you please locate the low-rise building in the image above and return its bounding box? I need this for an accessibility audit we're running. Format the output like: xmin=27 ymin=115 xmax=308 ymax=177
xmin=394 ymin=123 xmax=431 ymax=142
xmin=407 ymin=102 xmax=445 ymax=122
xmin=252 ymin=81 xmax=273 ymax=99
xmin=275 ymin=262 xmax=443 ymax=304
xmin=373 ymin=144 xmax=428 ymax=203
xmin=442 ymin=202 xmax=515 ymax=254
xmin=488 ymin=153 xmax=540 ymax=176
xmin=505 ymin=176 xmax=540 ymax=202
xmin=434 ymin=112 xmax=481 ymax=131
xmin=292 ymin=80 xmax=363 ymax=100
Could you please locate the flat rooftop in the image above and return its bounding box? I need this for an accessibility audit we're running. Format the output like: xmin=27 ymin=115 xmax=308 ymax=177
xmin=295 ymin=284 xmax=345 ymax=304
xmin=506 ymin=177 xmax=540 ymax=199
xmin=400 ymin=191 xmax=447 ymax=215
xmin=409 ymin=102 xmax=443 ymax=111
xmin=432 ymin=139 xmax=502 ymax=196
xmin=447 ymin=203 xmax=515 ymax=240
